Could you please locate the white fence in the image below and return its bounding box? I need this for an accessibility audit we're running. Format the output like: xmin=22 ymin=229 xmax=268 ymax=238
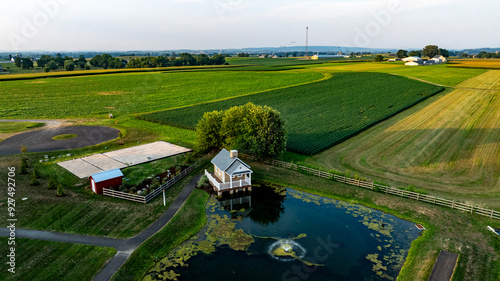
xmin=262 ymin=158 xmax=500 ymax=221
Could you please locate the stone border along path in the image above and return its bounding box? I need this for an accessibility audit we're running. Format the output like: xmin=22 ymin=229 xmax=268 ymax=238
xmin=0 ymin=174 xmax=202 ymax=281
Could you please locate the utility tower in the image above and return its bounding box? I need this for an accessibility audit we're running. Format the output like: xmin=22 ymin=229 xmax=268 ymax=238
xmin=305 ymin=26 xmax=309 ymax=57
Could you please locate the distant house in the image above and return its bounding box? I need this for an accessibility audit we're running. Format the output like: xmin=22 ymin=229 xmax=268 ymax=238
xmin=387 ymin=58 xmax=402 ymax=62
xmin=431 ymin=55 xmax=447 ymax=63
xmin=205 ymin=149 xmax=252 ymax=196
xmin=402 ymin=56 xmax=422 ymax=62
xmin=89 ymin=169 xmax=123 ymax=194
xmin=311 ymin=54 xmax=344 ymax=60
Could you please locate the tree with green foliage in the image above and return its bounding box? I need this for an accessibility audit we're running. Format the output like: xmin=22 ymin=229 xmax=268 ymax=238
xmin=196 ymin=103 xmax=287 ymax=159
xmin=408 ymin=50 xmax=422 ymax=57
xmin=423 ymin=45 xmax=439 ymax=58
xmin=33 ymin=167 xmax=41 ymax=179
xmin=374 ymin=55 xmax=384 ymax=62
xmin=64 ymin=59 xmax=75 ymax=71
xmin=438 ymin=48 xmax=450 ymax=58
xmin=20 ymin=159 xmax=28 ymax=174
xmin=77 ymin=55 xmax=87 ymax=68
xmin=196 ymin=110 xmax=224 ymax=153
xmin=30 ymin=174 xmax=40 ymax=186
xmin=397 ymin=50 xmax=408 ymax=58
xmin=56 ymin=183 xmax=65 ymax=197
xmin=14 ymin=56 xmax=22 ymax=68
xmin=47 ymin=175 xmax=57 ymax=190
xmin=46 ymin=60 xmax=58 ymax=70
xmin=20 ymin=58 xmax=34 ymax=69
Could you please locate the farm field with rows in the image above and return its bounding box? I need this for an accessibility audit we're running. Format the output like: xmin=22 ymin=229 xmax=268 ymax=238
xmin=0 ymin=70 xmax=322 ymax=119
xmin=306 ymin=70 xmax=500 ymax=202
xmin=139 ymin=72 xmax=444 ymax=155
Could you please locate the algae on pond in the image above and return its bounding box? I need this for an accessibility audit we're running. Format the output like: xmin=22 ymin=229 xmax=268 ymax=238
xmin=144 ymin=185 xmax=421 ymax=281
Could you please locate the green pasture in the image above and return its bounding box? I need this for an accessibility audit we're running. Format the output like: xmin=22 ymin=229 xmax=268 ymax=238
xmin=139 ymin=72 xmax=443 ymax=155
xmin=0 ymin=238 xmax=115 ymax=281
xmin=0 ymin=70 xmax=322 ymax=119
xmin=0 ymin=121 xmax=44 ymax=133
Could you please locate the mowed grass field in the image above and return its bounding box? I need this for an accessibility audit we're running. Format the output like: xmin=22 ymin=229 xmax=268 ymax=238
xmin=0 ymin=70 xmax=322 ymax=119
xmin=448 ymin=59 xmax=500 ymax=69
xmin=0 ymin=238 xmax=115 ymax=281
xmin=307 ymin=70 xmax=500 ymax=204
xmin=140 ymin=72 xmax=443 ymax=155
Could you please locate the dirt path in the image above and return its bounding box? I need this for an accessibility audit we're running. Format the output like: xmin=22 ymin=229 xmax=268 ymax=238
xmin=0 ymin=174 xmax=202 ymax=281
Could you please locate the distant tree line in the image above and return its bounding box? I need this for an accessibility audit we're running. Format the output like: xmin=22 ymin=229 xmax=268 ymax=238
xmin=395 ymin=45 xmax=451 ymax=58
xmin=472 ymin=51 xmax=500 ymax=59
xmin=237 ymin=53 xmax=250 ymax=57
xmin=125 ymin=53 xmax=226 ymax=68
xmin=90 ymin=54 xmax=126 ymax=69
xmin=36 ymin=53 xmax=89 ymax=72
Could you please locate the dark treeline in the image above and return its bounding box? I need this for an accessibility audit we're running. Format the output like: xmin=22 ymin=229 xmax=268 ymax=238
xmin=125 ymin=53 xmax=226 ymax=68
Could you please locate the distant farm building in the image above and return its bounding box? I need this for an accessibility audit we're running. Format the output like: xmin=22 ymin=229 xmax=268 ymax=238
xmin=89 ymin=169 xmax=123 ymax=194
xmin=205 ymin=149 xmax=252 ymax=196
xmin=387 ymin=58 xmax=402 ymax=62
xmin=431 ymin=55 xmax=447 ymax=63
xmin=311 ymin=54 xmax=344 ymax=60
xmin=402 ymin=56 xmax=422 ymax=62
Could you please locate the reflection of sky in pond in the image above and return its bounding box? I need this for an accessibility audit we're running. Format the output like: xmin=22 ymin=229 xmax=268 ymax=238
xmin=145 ymin=186 xmax=421 ymax=281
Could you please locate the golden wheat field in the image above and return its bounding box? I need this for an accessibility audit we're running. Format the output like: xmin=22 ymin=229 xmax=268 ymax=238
xmin=308 ymin=70 xmax=500 ymax=203
xmin=449 ymin=59 xmax=500 ymax=69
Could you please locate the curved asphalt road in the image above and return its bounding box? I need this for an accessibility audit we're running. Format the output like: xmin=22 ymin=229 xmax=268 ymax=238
xmin=0 ymin=126 xmax=120 ymax=156
xmin=0 ymin=174 xmax=201 ymax=281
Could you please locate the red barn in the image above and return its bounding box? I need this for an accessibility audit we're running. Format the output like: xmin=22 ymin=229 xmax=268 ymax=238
xmin=89 ymin=169 xmax=123 ymax=194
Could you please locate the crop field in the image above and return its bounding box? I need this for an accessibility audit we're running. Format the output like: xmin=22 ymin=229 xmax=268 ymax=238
xmin=370 ymin=64 xmax=486 ymax=86
xmin=139 ymin=72 xmax=443 ymax=155
xmin=226 ymin=57 xmax=327 ymax=67
xmin=0 ymin=70 xmax=322 ymax=119
xmin=0 ymin=238 xmax=115 ymax=281
xmin=448 ymin=59 xmax=500 ymax=69
xmin=307 ymin=70 xmax=500 ymax=202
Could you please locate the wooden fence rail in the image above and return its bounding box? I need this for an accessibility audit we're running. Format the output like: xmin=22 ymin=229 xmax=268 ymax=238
xmin=263 ymin=158 xmax=500 ymax=220
xmin=102 ymin=157 xmax=205 ymax=204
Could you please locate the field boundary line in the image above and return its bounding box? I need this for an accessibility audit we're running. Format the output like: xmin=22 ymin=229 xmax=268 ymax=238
xmin=257 ymin=158 xmax=500 ymax=221
xmin=134 ymin=71 xmax=331 ymax=117
xmin=388 ymin=73 xmax=448 ymax=87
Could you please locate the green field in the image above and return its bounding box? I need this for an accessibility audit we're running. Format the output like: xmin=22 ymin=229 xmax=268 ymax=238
xmin=0 ymin=121 xmax=44 ymax=133
xmin=0 ymin=238 xmax=115 ymax=281
xmin=139 ymin=72 xmax=443 ymax=155
xmin=0 ymin=70 xmax=322 ymax=119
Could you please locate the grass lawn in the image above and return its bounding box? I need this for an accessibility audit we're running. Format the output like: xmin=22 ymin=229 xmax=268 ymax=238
xmin=0 ymin=70 xmax=322 ymax=119
xmin=140 ymin=72 xmax=443 ymax=155
xmin=304 ymin=71 xmax=500 ymax=206
xmin=0 ymin=121 xmax=44 ymax=133
xmin=248 ymin=160 xmax=500 ymax=281
xmin=0 ymin=238 xmax=116 ymax=281
xmin=112 ymin=188 xmax=209 ymax=281
xmin=0 ymin=122 xmax=208 ymax=238
xmin=51 ymin=134 xmax=77 ymax=140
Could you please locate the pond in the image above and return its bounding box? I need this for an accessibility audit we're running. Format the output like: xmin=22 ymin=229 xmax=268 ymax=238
xmin=145 ymin=184 xmax=421 ymax=281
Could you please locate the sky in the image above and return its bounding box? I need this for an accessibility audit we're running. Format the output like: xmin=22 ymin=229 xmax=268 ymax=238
xmin=1 ymin=0 xmax=499 ymax=51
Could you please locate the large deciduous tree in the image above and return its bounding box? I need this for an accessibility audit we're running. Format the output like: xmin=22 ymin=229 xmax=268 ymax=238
xmin=396 ymin=49 xmax=408 ymax=58
xmin=196 ymin=103 xmax=287 ymax=159
xmin=423 ymin=45 xmax=439 ymax=58
xmin=408 ymin=50 xmax=422 ymax=57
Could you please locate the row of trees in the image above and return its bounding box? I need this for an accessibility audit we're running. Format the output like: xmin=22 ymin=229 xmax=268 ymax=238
xmin=125 ymin=53 xmax=226 ymax=68
xmin=89 ymin=54 xmax=125 ymax=69
xmin=395 ymin=45 xmax=450 ymax=59
xmin=474 ymin=51 xmax=500 ymax=59
xmin=196 ymin=103 xmax=287 ymax=159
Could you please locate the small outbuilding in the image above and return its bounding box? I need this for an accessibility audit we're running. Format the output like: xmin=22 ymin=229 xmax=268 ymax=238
xmin=402 ymin=56 xmax=422 ymax=62
xmin=205 ymin=149 xmax=252 ymax=196
xmin=89 ymin=169 xmax=123 ymax=194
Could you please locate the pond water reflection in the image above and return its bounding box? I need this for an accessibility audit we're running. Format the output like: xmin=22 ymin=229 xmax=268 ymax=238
xmin=145 ymin=184 xmax=421 ymax=281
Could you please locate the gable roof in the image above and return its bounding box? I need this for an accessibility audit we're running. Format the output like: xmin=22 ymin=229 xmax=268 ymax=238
xmin=226 ymin=160 xmax=252 ymax=175
xmin=212 ymin=148 xmax=251 ymax=172
xmin=90 ymin=169 xmax=123 ymax=183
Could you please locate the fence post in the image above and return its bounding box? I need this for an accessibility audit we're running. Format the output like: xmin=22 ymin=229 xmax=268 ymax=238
xmin=451 ymin=201 xmax=454 ymax=209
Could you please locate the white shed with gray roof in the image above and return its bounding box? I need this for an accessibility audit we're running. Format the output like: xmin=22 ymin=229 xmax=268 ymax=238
xmin=205 ymin=149 xmax=252 ymax=196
